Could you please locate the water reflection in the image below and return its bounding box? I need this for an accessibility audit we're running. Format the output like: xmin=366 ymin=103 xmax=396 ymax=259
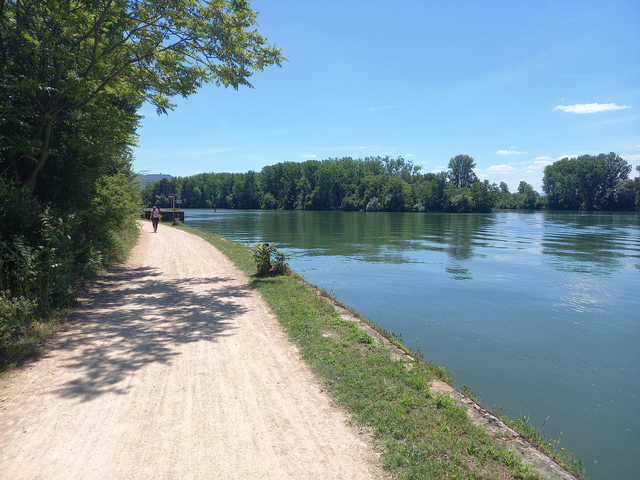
xmin=187 ymin=210 xmax=640 ymax=280
xmin=189 ymin=211 xmax=500 ymax=279
xmin=541 ymin=212 xmax=640 ymax=276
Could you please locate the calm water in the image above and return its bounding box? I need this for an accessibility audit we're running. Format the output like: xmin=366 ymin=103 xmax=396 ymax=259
xmin=186 ymin=209 xmax=640 ymax=479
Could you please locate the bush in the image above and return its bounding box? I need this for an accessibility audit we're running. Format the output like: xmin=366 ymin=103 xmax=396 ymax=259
xmin=366 ymin=197 xmax=382 ymax=212
xmin=0 ymin=291 xmax=38 ymax=347
xmin=262 ymin=192 xmax=279 ymax=210
xmin=341 ymin=196 xmax=359 ymax=211
xmin=0 ymin=172 xmax=141 ymax=363
xmin=251 ymin=243 xmax=290 ymax=276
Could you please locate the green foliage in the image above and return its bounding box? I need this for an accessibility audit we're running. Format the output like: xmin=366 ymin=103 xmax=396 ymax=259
xmin=0 ymin=291 xmax=38 ymax=348
xmin=144 ymin=155 xmax=554 ymax=214
xmin=0 ymin=0 xmax=285 ymax=193
xmin=494 ymin=181 xmax=545 ymax=210
xmin=340 ymin=196 xmax=360 ymax=211
xmin=143 ymin=152 xmax=636 ymax=214
xmin=365 ymin=197 xmax=382 ymax=212
xmin=0 ymin=0 xmax=281 ymax=366
xmin=448 ymin=154 xmax=478 ymax=189
xmin=542 ymin=153 xmax=633 ymax=210
xmin=251 ymin=243 xmax=289 ymax=276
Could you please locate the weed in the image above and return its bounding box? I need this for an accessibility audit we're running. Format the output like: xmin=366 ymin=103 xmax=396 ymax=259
xmin=251 ymin=242 xmax=290 ymax=276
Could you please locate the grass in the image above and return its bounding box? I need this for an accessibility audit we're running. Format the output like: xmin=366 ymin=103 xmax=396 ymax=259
xmin=489 ymin=408 xmax=585 ymax=476
xmin=0 ymin=308 xmax=70 ymax=376
xmin=177 ymin=224 xmax=551 ymax=480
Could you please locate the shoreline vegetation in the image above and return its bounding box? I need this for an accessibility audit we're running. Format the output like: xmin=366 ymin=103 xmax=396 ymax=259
xmin=142 ymin=154 xmax=640 ymax=213
xmin=176 ymin=223 xmax=586 ymax=479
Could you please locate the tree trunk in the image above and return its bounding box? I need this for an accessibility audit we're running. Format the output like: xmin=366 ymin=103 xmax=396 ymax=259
xmin=25 ymin=117 xmax=55 ymax=193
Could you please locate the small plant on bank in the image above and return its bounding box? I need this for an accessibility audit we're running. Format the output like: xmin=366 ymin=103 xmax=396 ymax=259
xmin=251 ymin=242 xmax=289 ymax=276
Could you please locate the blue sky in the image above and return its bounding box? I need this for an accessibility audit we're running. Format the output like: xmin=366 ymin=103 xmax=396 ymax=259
xmin=133 ymin=0 xmax=640 ymax=191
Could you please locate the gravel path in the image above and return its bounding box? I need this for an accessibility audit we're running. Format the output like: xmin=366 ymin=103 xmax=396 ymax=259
xmin=0 ymin=222 xmax=385 ymax=480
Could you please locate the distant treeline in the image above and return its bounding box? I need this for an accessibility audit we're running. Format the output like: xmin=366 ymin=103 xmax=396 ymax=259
xmin=142 ymin=154 xmax=640 ymax=212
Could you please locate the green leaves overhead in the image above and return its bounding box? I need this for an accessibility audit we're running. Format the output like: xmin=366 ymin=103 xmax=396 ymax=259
xmin=1 ymin=0 xmax=285 ymax=192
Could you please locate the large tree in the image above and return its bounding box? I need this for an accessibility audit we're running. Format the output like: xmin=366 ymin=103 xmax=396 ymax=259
xmin=542 ymin=153 xmax=632 ymax=210
xmin=0 ymin=0 xmax=285 ymax=194
xmin=447 ymin=154 xmax=477 ymax=188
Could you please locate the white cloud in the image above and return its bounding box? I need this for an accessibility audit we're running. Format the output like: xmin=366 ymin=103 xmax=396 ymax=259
xmin=622 ymin=153 xmax=640 ymax=161
xmin=525 ymin=170 xmax=534 ymax=174
xmin=405 ymin=154 xmax=413 ymax=157
xmin=531 ymin=159 xmax=554 ymax=169
xmin=303 ymin=154 xmax=316 ymax=158
xmin=497 ymin=150 xmax=527 ymax=155
xmin=554 ymin=103 xmax=631 ymax=114
xmin=487 ymin=164 xmax=516 ymax=174
xmin=534 ymin=156 xmax=553 ymax=161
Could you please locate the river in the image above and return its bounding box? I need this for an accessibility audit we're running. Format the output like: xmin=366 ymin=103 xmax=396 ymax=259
xmin=185 ymin=209 xmax=640 ymax=480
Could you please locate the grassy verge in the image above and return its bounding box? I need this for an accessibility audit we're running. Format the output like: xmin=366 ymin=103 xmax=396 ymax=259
xmin=177 ymin=224 xmax=550 ymax=480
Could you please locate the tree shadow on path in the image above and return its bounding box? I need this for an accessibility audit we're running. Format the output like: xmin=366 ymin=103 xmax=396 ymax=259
xmin=48 ymin=265 xmax=252 ymax=402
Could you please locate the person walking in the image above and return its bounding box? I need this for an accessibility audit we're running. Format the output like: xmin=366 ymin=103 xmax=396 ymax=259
xmin=151 ymin=206 xmax=161 ymax=232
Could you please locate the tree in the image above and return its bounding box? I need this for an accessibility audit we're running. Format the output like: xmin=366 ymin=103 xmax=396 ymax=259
xmin=447 ymin=155 xmax=477 ymax=188
xmin=469 ymin=180 xmax=493 ymax=212
xmin=1 ymin=0 xmax=285 ymax=194
xmin=499 ymin=182 xmax=510 ymax=194
xmin=542 ymin=153 xmax=631 ymax=210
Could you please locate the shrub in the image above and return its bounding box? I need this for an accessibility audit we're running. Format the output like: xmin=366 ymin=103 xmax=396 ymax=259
xmin=251 ymin=243 xmax=290 ymax=276
xmin=366 ymin=197 xmax=382 ymax=212
xmin=0 ymin=291 xmax=38 ymax=347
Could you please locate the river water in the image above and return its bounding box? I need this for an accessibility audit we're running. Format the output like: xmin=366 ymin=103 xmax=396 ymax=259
xmin=185 ymin=209 xmax=640 ymax=479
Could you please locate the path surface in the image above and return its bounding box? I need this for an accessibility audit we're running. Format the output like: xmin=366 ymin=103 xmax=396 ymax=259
xmin=0 ymin=222 xmax=385 ymax=480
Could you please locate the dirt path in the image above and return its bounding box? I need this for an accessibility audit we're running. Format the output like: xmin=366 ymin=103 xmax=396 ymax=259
xmin=0 ymin=222 xmax=386 ymax=480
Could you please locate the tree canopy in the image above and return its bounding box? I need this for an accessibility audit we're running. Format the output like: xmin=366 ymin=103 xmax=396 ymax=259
xmin=141 ymin=156 xmax=536 ymax=214
xmin=0 ymin=0 xmax=285 ymax=194
xmin=542 ymin=153 xmax=634 ymax=210
xmin=447 ymin=154 xmax=477 ymax=189
xmin=0 ymin=0 xmax=284 ymax=361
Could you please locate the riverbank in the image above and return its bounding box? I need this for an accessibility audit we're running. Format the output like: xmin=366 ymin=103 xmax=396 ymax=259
xmin=177 ymin=223 xmax=583 ymax=479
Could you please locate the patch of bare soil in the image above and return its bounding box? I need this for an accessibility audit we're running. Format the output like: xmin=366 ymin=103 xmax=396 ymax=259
xmin=0 ymin=222 xmax=387 ymax=480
